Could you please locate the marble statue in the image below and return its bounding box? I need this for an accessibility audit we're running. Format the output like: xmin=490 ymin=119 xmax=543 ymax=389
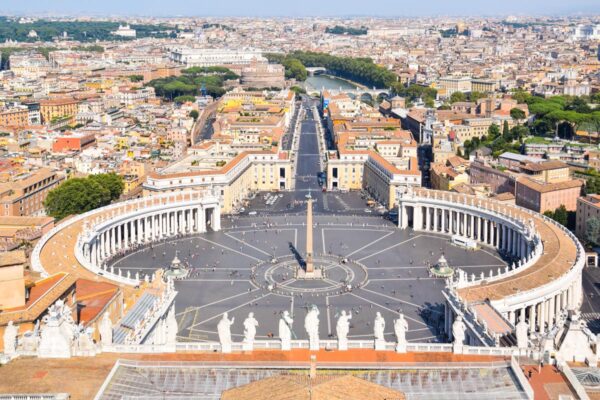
xmin=217 ymin=312 xmax=235 ymax=353
xmin=336 ymin=310 xmax=352 ymax=351
xmin=516 ymin=315 xmax=528 ymax=349
xmin=242 ymin=312 xmax=259 ymax=351
xmin=305 ymin=305 xmax=320 ymax=351
xmin=279 ymin=310 xmax=294 ymax=351
xmin=38 ymin=300 xmax=75 ymax=358
xmin=99 ymin=313 xmax=113 ymax=346
xmin=3 ymin=321 xmax=18 ymax=355
xmin=452 ymin=315 xmax=466 ymax=353
xmin=394 ymin=314 xmax=409 ymax=353
xmin=374 ymin=312 xmax=386 ymax=350
xmin=75 ymin=326 xmax=96 ymax=355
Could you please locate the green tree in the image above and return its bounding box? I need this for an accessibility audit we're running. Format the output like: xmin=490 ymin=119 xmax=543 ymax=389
xmin=44 ymin=178 xmax=111 ymax=220
xmin=510 ymin=107 xmax=526 ymax=121
xmin=488 ymin=123 xmax=500 ymax=139
xmin=502 ymin=120 xmax=511 ymax=140
xmin=189 ymin=109 xmax=199 ymax=121
xmin=544 ymin=205 xmax=568 ymax=227
xmin=449 ymin=91 xmax=466 ymax=103
xmin=88 ymin=173 xmax=124 ymax=201
xmin=282 ymin=58 xmax=307 ymax=81
xmin=586 ymin=217 xmax=600 ymax=246
xmin=469 ymin=91 xmax=485 ymax=103
xmin=129 ymin=74 xmax=144 ymax=82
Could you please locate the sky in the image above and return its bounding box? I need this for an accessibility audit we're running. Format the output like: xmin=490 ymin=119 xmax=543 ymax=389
xmin=2 ymin=0 xmax=599 ymax=17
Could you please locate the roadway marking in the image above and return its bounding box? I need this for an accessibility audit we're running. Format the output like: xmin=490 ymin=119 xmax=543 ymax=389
xmin=191 ymin=293 xmax=272 ymax=327
xmin=360 ymin=287 xmax=442 ymax=315
xmin=357 ymin=235 xmax=422 ymax=262
xmin=187 ymin=289 xmax=260 ymax=311
xmin=196 ymin=236 xmax=262 ymax=262
xmin=345 ymin=230 xmax=396 ymax=258
xmin=225 ymin=232 xmax=271 ymax=257
xmin=348 ymin=292 xmax=428 ymax=327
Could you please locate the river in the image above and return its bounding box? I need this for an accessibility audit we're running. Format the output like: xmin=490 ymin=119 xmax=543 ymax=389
xmin=304 ymin=74 xmax=361 ymax=92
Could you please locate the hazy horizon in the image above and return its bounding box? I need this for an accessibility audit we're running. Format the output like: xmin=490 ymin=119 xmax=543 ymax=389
xmin=2 ymin=0 xmax=599 ymax=18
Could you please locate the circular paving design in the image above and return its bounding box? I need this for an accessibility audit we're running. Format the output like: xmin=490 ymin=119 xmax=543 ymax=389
xmin=251 ymin=254 xmax=368 ymax=296
xmin=111 ymin=212 xmax=508 ymax=344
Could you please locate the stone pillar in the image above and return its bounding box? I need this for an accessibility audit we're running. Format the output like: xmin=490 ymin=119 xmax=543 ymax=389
xmin=213 ymin=206 xmax=221 ymax=231
xmin=442 ymin=209 xmax=447 ymax=232
xmin=529 ymin=304 xmax=536 ymax=333
xmin=187 ymin=209 xmax=192 ymax=233
xmin=539 ymin=301 xmax=545 ymax=333
xmin=124 ymin=222 xmax=129 ymax=249
xmin=548 ymin=297 xmax=555 ymax=328
xmin=423 ymin=206 xmax=428 ymax=231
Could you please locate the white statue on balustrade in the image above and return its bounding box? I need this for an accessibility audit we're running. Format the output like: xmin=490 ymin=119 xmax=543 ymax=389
xmin=99 ymin=313 xmax=113 ymax=346
xmin=217 ymin=312 xmax=235 ymax=353
xmin=452 ymin=315 xmax=466 ymax=354
xmin=394 ymin=314 xmax=409 ymax=353
xmin=336 ymin=310 xmax=352 ymax=351
xmin=374 ymin=312 xmax=386 ymax=350
xmin=243 ymin=312 xmax=259 ymax=351
xmin=516 ymin=315 xmax=528 ymax=349
xmin=279 ymin=310 xmax=294 ymax=351
xmin=74 ymin=324 xmax=96 ymax=355
xmin=3 ymin=321 xmax=18 ymax=356
xmin=38 ymin=299 xmax=76 ymax=358
xmin=305 ymin=305 xmax=320 ymax=351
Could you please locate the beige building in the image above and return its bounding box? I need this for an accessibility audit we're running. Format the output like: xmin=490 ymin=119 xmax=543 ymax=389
xmin=437 ymin=76 xmax=472 ymax=96
xmin=0 ymin=251 xmax=26 ymax=309
xmin=515 ymin=177 xmax=582 ymax=213
xmin=576 ymin=194 xmax=600 ymax=242
xmin=0 ymin=168 xmax=64 ymax=217
xmin=143 ymin=142 xmax=292 ymax=213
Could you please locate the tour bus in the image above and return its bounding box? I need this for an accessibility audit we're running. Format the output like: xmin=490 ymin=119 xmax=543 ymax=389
xmin=451 ymin=235 xmax=478 ymax=250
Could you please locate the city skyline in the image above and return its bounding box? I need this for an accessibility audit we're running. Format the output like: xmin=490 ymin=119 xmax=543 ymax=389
xmin=2 ymin=0 xmax=599 ymax=17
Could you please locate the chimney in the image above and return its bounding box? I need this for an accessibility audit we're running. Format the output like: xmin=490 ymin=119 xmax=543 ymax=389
xmin=309 ymin=355 xmax=317 ymax=380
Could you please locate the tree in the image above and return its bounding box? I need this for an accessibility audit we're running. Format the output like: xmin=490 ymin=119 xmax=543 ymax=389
xmin=502 ymin=120 xmax=511 ymax=140
xmin=128 ymin=74 xmax=144 ymax=82
xmin=510 ymin=107 xmax=526 ymax=122
xmin=44 ymin=173 xmax=124 ymax=220
xmin=88 ymin=173 xmax=124 ymax=201
xmin=282 ymin=58 xmax=307 ymax=81
xmin=469 ymin=91 xmax=485 ymax=103
xmin=488 ymin=123 xmax=500 ymax=139
xmin=189 ymin=110 xmax=199 ymax=121
xmin=586 ymin=217 xmax=600 ymax=246
xmin=544 ymin=205 xmax=568 ymax=227
xmin=449 ymin=91 xmax=466 ymax=104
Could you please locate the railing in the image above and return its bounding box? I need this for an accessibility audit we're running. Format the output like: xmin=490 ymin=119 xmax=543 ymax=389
xmin=400 ymin=188 xmax=585 ymax=312
xmin=0 ymin=395 xmax=69 ymax=400
xmin=510 ymin=356 xmax=535 ymax=400
xmin=31 ymin=190 xmax=219 ymax=286
xmin=560 ymin=362 xmax=591 ymax=400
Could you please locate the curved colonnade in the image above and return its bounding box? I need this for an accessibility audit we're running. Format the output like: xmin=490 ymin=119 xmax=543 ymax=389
xmin=397 ymin=188 xmax=585 ymax=346
xmin=31 ymin=186 xmax=584 ymax=351
xmin=31 ymin=191 xmax=221 ymax=286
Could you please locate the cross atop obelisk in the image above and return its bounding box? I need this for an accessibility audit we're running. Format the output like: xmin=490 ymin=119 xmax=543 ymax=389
xmin=305 ymin=197 xmax=314 ymax=274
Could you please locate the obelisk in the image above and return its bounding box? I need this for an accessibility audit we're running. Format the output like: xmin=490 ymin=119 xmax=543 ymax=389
xmin=305 ymin=197 xmax=314 ymax=274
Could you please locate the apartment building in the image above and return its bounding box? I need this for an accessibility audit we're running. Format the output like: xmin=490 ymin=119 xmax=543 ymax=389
xmin=576 ymin=194 xmax=600 ymax=241
xmin=40 ymin=98 xmax=79 ymax=124
xmin=0 ymin=168 xmax=65 ymax=216
xmin=515 ymin=177 xmax=582 ymax=213
xmin=143 ymin=142 xmax=292 ymax=213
